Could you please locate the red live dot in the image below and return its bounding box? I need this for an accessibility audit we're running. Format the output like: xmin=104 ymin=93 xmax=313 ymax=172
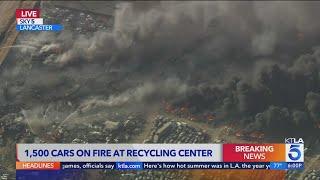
xmin=16 ymin=9 xmax=40 ymax=18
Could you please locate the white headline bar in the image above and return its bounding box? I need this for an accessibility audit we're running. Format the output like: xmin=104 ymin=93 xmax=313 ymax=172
xmin=17 ymin=144 xmax=223 ymax=162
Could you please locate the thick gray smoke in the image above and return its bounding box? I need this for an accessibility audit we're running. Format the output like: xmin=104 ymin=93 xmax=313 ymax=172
xmin=35 ymin=2 xmax=320 ymax=67
xmin=105 ymin=78 xmax=188 ymax=106
xmin=306 ymin=92 xmax=320 ymax=124
xmin=1 ymin=1 xmax=320 ymax=137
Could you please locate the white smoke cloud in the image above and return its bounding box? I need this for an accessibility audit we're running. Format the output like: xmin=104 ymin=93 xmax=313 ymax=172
xmin=105 ymin=78 xmax=188 ymax=106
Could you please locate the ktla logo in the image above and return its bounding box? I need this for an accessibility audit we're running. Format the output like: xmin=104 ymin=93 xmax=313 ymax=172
xmin=285 ymin=138 xmax=304 ymax=162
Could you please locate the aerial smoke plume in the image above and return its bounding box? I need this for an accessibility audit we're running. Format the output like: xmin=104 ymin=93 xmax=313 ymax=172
xmin=1 ymin=1 xmax=320 ymax=137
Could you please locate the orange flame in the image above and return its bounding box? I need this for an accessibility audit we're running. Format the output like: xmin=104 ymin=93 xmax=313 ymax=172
xmin=235 ymin=132 xmax=243 ymax=137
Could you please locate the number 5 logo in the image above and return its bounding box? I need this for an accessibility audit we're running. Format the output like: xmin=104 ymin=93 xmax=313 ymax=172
xmin=288 ymin=144 xmax=301 ymax=161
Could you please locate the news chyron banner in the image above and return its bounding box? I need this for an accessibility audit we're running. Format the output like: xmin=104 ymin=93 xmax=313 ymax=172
xmin=16 ymin=138 xmax=303 ymax=177
xmin=16 ymin=9 xmax=63 ymax=31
